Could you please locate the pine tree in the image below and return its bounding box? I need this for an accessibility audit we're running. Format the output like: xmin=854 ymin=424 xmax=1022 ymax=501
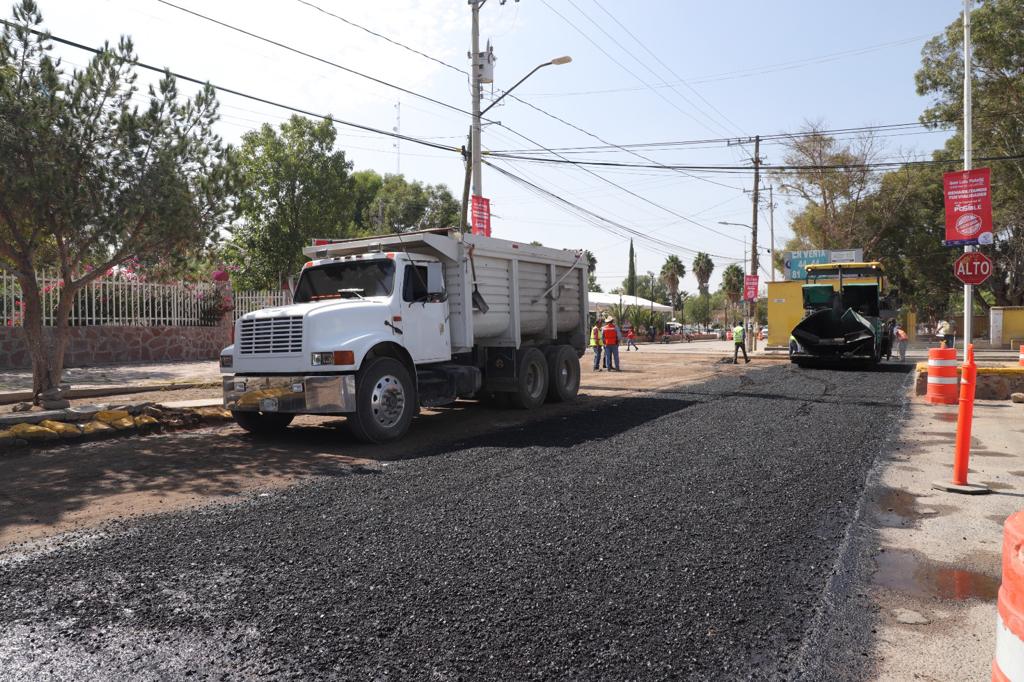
xmin=626 ymin=240 xmax=637 ymax=296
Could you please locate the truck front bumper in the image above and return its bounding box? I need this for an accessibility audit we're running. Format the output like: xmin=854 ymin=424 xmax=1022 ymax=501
xmin=223 ymin=375 xmax=357 ymax=414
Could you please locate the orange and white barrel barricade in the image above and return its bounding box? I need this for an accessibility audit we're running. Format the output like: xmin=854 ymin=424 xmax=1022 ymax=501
xmin=1019 ymin=345 xmax=1023 ymax=367
xmin=993 ymin=512 xmax=1024 ymax=681
xmin=926 ymin=347 xmax=959 ymax=405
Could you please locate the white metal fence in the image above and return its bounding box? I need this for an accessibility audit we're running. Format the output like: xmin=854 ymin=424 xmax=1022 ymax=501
xmin=0 ymin=270 xmax=283 ymax=327
xmin=232 ymin=290 xmax=292 ymax=320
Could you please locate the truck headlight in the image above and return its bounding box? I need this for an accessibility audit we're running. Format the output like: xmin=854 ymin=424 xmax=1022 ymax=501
xmin=220 ymin=354 xmax=233 ymax=368
xmin=311 ymin=351 xmax=354 ymax=366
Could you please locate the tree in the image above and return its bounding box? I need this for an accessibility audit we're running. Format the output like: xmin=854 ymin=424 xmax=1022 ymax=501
xmin=0 ymin=1 xmax=231 ymax=400
xmin=583 ymin=249 xmax=602 ymax=292
xmin=659 ymin=255 xmax=685 ymax=312
xmin=349 ymin=169 xmax=384 ymax=233
xmin=771 ymin=122 xmax=881 ymax=253
xmin=626 ymin=240 xmax=637 ymax=296
xmin=720 ymin=263 xmax=744 ymax=328
xmin=366 ymin=174 xmax=460 ymax=233
xmin=229 ymin=115 xmax=354 ymax=289
xmin=916 ymin=0 xmax=1024 ymax=306
xmin=692 ymin=252 xmax=715 ymax=297
xmin=684 ymin=294 xmax=712 ymax=330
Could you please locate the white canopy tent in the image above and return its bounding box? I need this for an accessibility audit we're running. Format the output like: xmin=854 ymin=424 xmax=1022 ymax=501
xmin=588 ymin=292 xmax=672 ymax=314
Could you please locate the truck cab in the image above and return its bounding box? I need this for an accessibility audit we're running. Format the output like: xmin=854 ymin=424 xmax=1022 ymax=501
xmin=220 ymin=229 xmax=588 ymax=444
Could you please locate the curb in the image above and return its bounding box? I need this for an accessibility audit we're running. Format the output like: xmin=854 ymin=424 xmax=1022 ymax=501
xmin=0 ymin=381 xmax=220 ymax=406
xmin=0 ymin=402 xmax=234 ymax=455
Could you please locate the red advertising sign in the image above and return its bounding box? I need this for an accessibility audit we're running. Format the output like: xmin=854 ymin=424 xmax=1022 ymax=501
xmin=471 ymin=196 xmax=491 ymax=237
xmin=743 ymin=274 xmax=759 ymax=301
xmin=953 ymin=251 xmax=993 ymax=286
xmin=943 ymin=168 xmax=993 ymax=246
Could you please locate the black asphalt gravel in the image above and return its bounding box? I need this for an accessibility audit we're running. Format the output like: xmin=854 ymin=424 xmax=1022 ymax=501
xmin=0 ymin=364 xmax=911 ymax=681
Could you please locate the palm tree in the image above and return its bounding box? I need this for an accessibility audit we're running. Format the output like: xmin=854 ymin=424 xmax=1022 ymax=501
xmin=583 ymin=250 xmax=597 ymax=275
xmin=660 ymin=255 xmax=685 ymax=314
xmin=692 ymin=252 xmax=715 ymax=297
xmin=721 ymin=263 xmax=744 ymax=324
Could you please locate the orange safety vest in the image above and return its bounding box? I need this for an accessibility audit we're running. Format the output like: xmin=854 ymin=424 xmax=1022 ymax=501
xmin=602 ymin=323 xmax=619 ymax=346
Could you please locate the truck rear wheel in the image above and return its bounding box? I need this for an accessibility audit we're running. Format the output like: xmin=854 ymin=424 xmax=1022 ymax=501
xmin=348 ymin=357 xmax=415 ymax=443
xmin=232 ymin=410 xmax=294 ymax=435
xmin=508 ymin=347 xmax=548 ymax=410
xmin=545 ymin=344 xmax=580 ymax=403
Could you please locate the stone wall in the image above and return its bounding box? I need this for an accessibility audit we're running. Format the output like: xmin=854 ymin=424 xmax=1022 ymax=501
xmin=0 ymin=325 xmax=231 ymax=369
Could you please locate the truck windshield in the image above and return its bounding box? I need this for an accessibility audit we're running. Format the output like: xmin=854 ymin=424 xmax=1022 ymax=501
xmin=294 ymin=260 xmax=396 ymax=303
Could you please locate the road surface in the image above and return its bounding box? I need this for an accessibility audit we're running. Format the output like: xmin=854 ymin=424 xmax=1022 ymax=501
xmin=0 ymin=363 xmax=912 ymax=680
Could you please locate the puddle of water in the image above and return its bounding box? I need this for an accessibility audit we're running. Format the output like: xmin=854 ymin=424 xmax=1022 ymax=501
xmin=874 ymin=548 xmax=1000 ymax=601
xmin=873 ymin=487 xmax=948 ymax=528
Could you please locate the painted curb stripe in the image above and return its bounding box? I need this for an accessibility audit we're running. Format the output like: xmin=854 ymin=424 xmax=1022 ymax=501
xmin=996 ymin=613 xmax=1024 ymax=682
xmin=927 ymin=376 xmax=959 ymax=385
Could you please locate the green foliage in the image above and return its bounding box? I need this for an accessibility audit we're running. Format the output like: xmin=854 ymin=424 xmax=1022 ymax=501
xmin=684 ymin=294 xmax=712 ymax=329
xmin=720 ymin=263 xmax=744 ymax=303
xmin=587 ymin=273 xmax=603 ymax=293
xmin=367 ymin=173 xmax=460 ymax=234
xmin=0 ymin=1 xmax=231 ymax=393
xmin=691 ymin=252 xmax=714 ymax=296
xmin=349 ymin=169 xmax=384 ymax=233
xmin=659 ymin=254 xmax=685 ymax=310
xmin=916 ymin=0 xmax=1024 ymax=306
xmin=227 ymin=115 xmax=354 ymax=290
xmin=620 ymin=271 xmax=670 ymax=305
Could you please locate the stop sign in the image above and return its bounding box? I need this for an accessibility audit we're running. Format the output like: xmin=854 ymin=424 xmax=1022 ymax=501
xmin=953 ymin=251 xmax=993 ymax=286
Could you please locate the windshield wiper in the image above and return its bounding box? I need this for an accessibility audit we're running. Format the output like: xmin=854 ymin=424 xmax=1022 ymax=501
xmin=337 ymin=288 xmax=365 ymax=299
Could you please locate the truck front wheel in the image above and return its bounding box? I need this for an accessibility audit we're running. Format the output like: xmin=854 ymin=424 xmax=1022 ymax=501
xmin=348 ymin=357 xmax=415 ymax=443
xmin=509 ymin=347 xmax=548 ymax=410
xmin=232 ymin=410 xmax=294 ymax=435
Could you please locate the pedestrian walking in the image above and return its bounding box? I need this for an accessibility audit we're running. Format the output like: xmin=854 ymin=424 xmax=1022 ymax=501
xmin=733 ymin=323 xmax=749 ymax=364
xmin=602 ymin=316 xmax=621 ymax=371
xmin=895 ymin=324 xmax=909 ymax=362
xmin=589 ymin=317 xmax=604 ymax=371
xmin=625 ymin=326 xmax=639 ymax=351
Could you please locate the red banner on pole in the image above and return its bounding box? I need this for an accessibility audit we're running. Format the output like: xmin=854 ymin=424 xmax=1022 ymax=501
xmin=471 ymin=196 xmax=491 ymax=237
xmin=943 ymin=168 xmax=993 ymax=246
xmin=743 ymin=274 xmax=759 ymax=301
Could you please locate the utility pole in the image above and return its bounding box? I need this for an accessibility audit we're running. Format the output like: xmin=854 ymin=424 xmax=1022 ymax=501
xmin=961 ymin=0 xmax=973 ymax=356
xmin=769 ymin=188 xmax=776 ymax=281
xmin=748 ymin=135 xmax=760 ymax=352
xmin=470 ymin=1 xmax=484 ymax=204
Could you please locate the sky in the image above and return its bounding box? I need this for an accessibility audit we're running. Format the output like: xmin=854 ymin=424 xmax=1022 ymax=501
xmin=33 ymin=0 xmax=966 ymax=295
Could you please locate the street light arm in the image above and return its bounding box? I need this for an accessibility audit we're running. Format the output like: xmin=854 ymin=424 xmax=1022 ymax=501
xmin=481 ymin=57 xmax=570 ymax=115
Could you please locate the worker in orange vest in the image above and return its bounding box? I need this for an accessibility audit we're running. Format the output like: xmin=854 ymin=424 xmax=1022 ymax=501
xmin=602 ymin=316 xmax=621 ymax=371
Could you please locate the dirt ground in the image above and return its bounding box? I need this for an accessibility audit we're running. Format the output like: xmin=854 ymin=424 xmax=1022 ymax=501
xmin=0 ymin=350 xmax=783 ymax=548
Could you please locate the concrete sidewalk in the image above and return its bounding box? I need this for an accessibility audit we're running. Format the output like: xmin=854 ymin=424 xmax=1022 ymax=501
xmin=0 ymin=361 xmax=220 ymax=393
xmin=867 ymin=397 xmax=1024 ymax=680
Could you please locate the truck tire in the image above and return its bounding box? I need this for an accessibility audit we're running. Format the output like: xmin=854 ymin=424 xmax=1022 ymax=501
xmin=347 ymin=357 xmax=415 ymax=443
xmin=232 ymin=410 xmax=294 ymax=435
xmin=545 ymin=344 xmax=580 ymax=403
xmin=508 ymin=347 xmax=548 ymax=410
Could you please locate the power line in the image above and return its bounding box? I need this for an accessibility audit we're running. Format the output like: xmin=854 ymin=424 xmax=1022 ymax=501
xmin=589 ymin=0 xmax=745 ymax=136
xmin=154 ymin=0 xmax=475 ymax=119
xmin=5 ymin=21 xmax=462 ymax=155
xmin=538 ymin=0 xmax=730 ymax=138
xmin=484 ymin=150 xmax=1024 ymax=173
xmin=522 ymin=33 xmax=935 ymax=98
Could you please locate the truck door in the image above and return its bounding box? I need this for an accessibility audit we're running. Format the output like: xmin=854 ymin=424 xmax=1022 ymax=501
xmin=401 ymin=262 xmax=451 ymax=363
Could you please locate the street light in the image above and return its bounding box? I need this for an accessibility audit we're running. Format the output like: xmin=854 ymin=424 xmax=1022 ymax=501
xmin=481 ymin=56 xmax=572 ymax=115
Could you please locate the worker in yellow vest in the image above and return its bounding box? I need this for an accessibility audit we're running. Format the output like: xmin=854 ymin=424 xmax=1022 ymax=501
xmin=589 ymin=317 xmax=604 ymax=371
xmin=733 ymin=323 xmax=750 ymax=364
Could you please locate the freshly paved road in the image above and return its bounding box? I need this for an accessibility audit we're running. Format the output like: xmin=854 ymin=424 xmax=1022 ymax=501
xmin=0 ymin=364 xmax=912 ymax=680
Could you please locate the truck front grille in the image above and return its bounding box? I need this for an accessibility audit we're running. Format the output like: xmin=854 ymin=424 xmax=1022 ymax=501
xmin=238 ymin=316 xmax=303 ymax=355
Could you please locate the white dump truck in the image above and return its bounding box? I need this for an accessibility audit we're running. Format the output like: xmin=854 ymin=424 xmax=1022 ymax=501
xmin=220 ymin=228 xmax=589 ymax=443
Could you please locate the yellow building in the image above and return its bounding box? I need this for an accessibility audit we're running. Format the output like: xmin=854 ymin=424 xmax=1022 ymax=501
xmin=991 ymin=307 xmax=1024 ymax=348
